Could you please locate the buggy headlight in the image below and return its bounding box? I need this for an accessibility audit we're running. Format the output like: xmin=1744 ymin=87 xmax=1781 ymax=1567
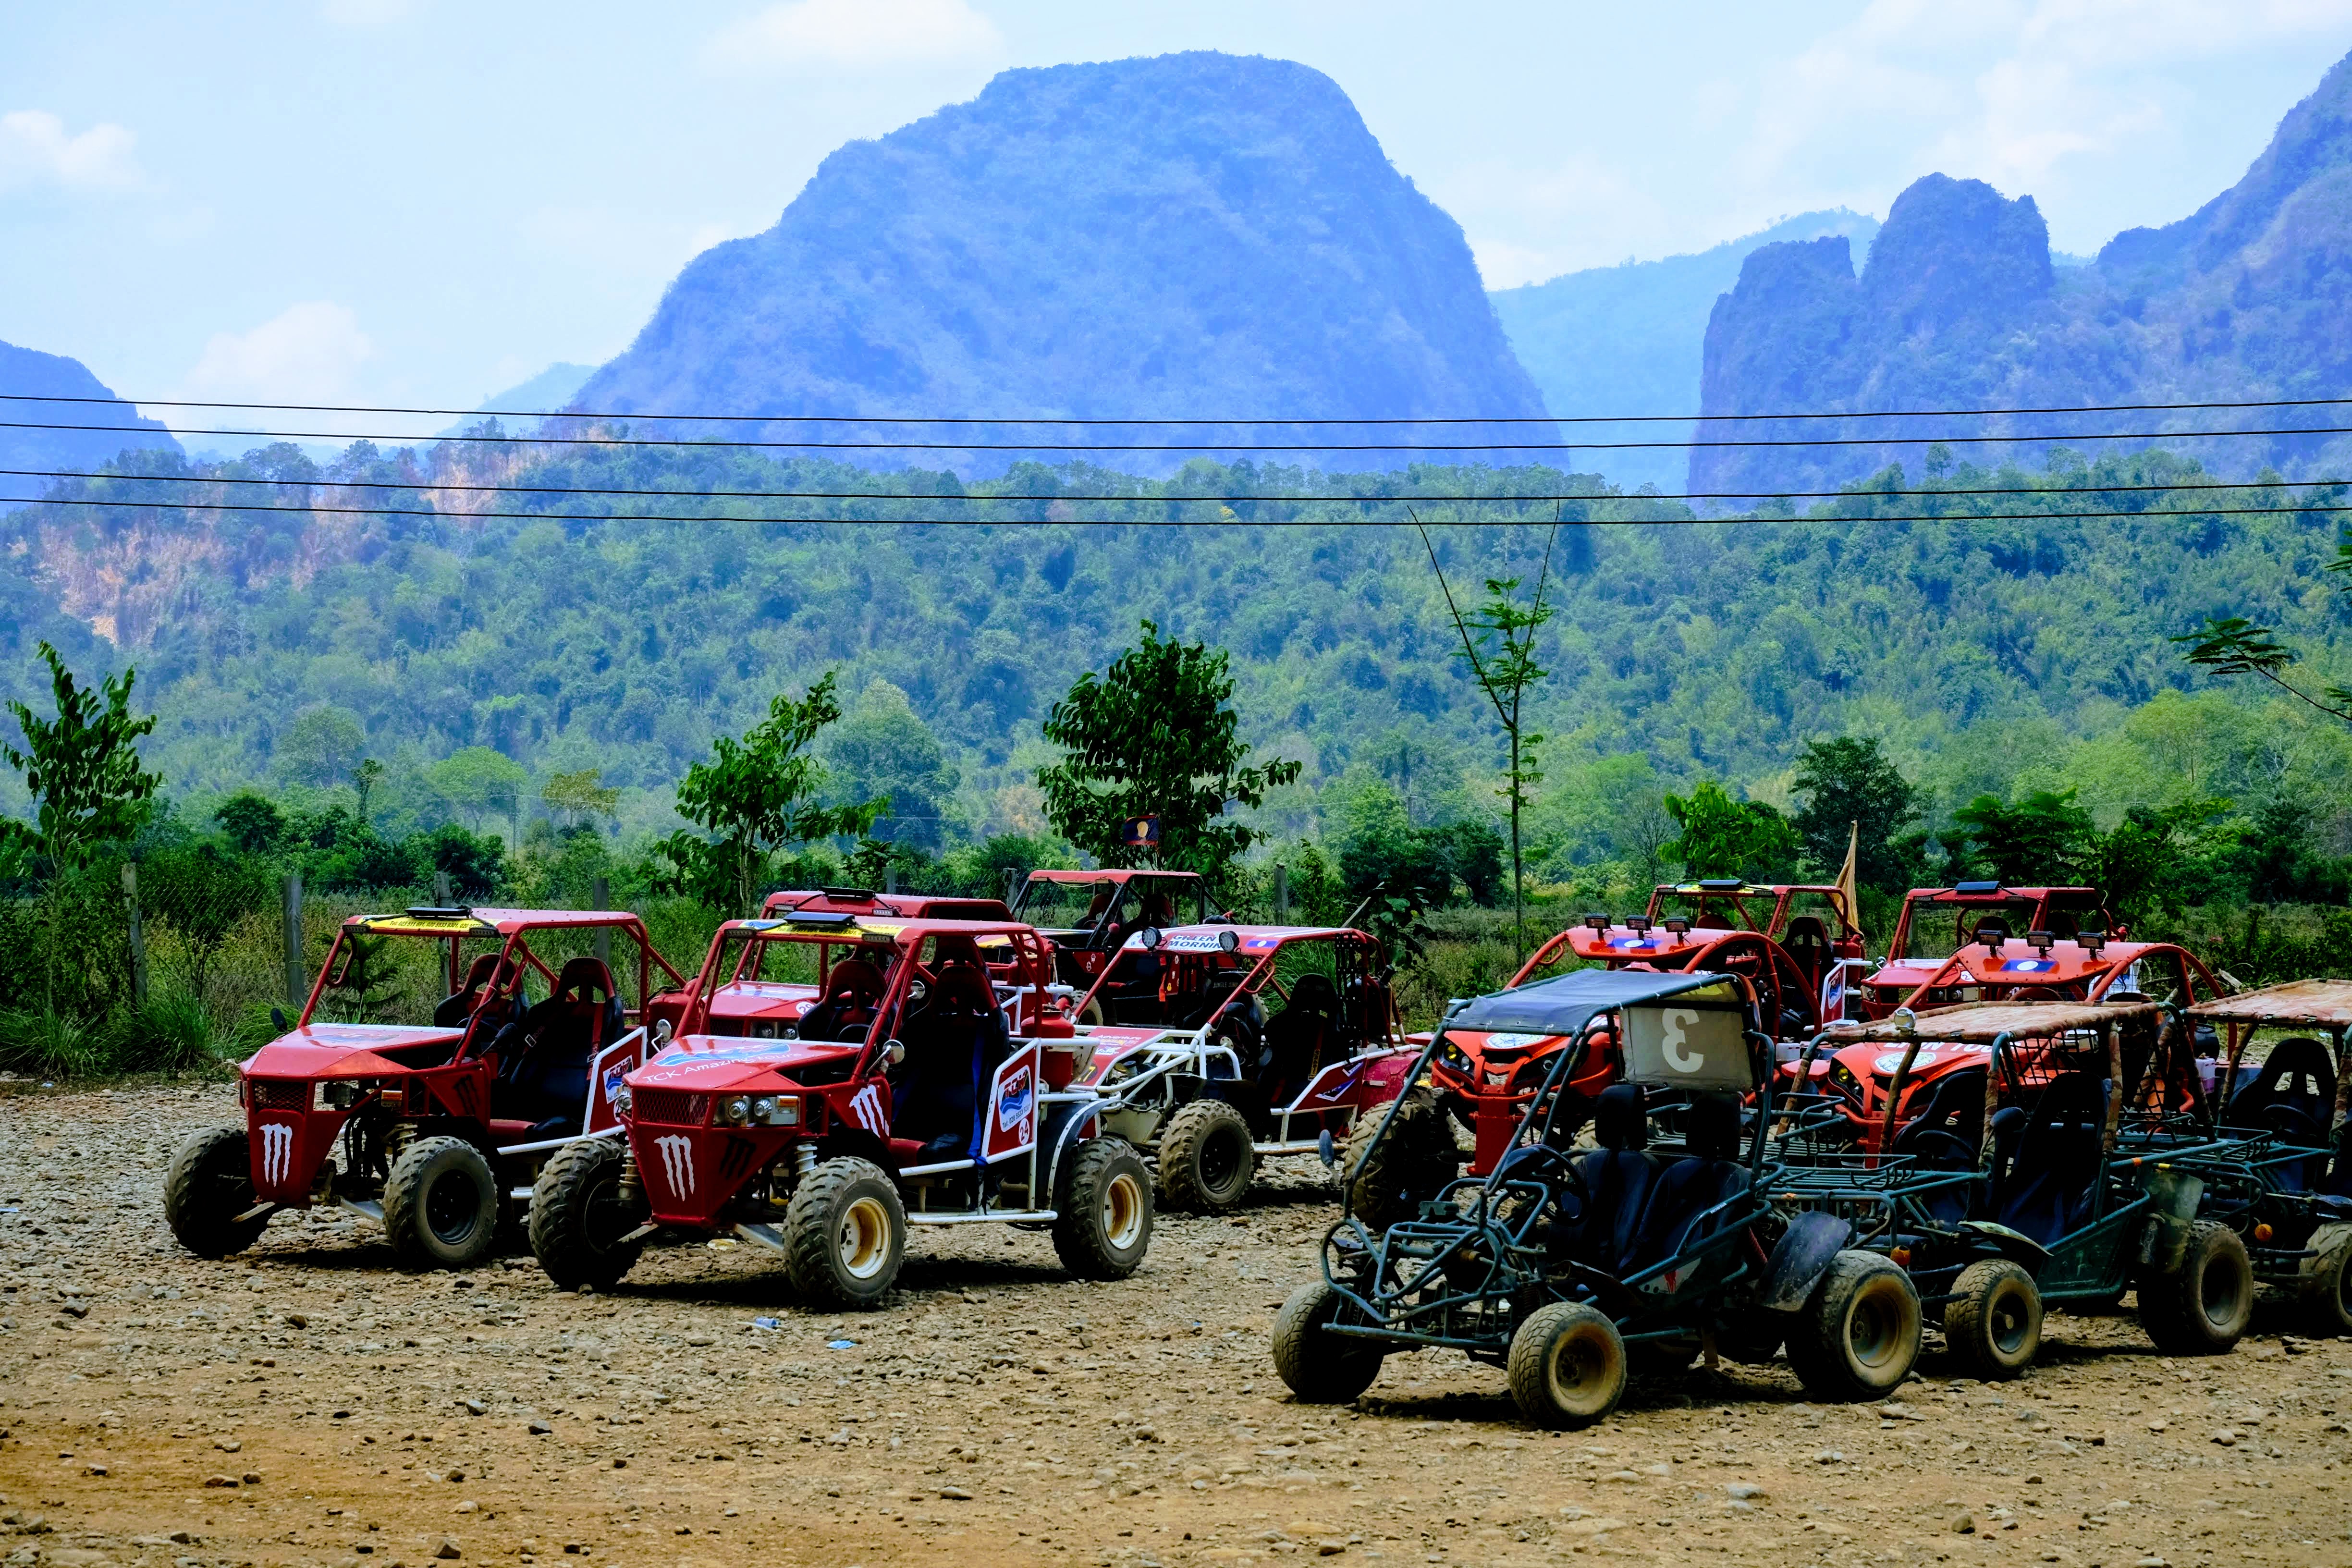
xmin=719 ymin=1094 xmax=752 ymax=1126
xmin=750 ymin=1095 xmax=801 ymax=1127
xmin=611 ymin=1085 xmax=634 ymax=1116
xmin=321 ymin=1079 xmax=371 ymax=1110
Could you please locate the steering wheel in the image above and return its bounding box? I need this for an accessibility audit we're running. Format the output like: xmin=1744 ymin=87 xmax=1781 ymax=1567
xmin=1489 ymin=1142 xmax=1588 ymax=1219
xmin=1890 ymin=1127 xmax=1975 ymax=1171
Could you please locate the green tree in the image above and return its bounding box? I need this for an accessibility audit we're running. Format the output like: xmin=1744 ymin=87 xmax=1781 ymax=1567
xmin=428 ymin=747 xmax=529 ymax=837
xmin=1948 ymin=789 xmax=2093 ymax=884
xmin=1661 ymin=781 xmax=1801 ymax=882
xmin=658 ymin=672 xmax=884 ymax=915
xmin=2084 ymin=797 xmax=2231 ymax=926
xmin=541 ymin=767 xmax=621 ymax=830
xmin=1037 ymin=621 xmax=1301 ymax=881
xmin=0 ymin=641 xmax=161 ymax=876
xmin=273 ymin=705 xmax=367 ymax=790
xmin=1419 ymin=520 xmax=1559 ymax=960
xmin=212 ymin=790 xmax=286 ymax=855
xmin=1791 ymin=737 xmax=1921 ymax=892
xmin=354 ymin=758 xmax=385 ymax=830
xmin=826 ymin=678 xmax=961 ymax=850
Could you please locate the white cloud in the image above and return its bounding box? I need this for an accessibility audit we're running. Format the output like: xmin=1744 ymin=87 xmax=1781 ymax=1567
xmin=184 ymin=302 xmax=374 ymax=403
xmin=702 ymin=0 xmax=1004 ymax=74
xmin=0 ymin=110 xmax=141 ymax=194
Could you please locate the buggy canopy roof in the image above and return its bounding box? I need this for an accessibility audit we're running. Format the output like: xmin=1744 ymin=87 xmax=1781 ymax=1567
xmin=1026 ymin=869 xmax=1204 ymax=884
xmin=2186 ymin=978 xmax=2352 ymax=1030
xmin=348 ymin=906 xmax=651 ymax=937
xmin=1442 ymin=968 xmax=1737 ymax=1039
xmin=1821 ymin=998 xmax=2163 ymax=1044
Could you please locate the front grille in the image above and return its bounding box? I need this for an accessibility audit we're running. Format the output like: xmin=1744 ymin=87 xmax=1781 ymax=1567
xmin=633 ymin=1089 xmax=708 ymax=1126
xmin=249 ymin=1078 xmax=309 ymax=1112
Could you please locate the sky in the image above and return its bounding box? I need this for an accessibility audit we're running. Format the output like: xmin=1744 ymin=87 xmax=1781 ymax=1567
xmin=4 ymin=0 xmax=2351 ymax=435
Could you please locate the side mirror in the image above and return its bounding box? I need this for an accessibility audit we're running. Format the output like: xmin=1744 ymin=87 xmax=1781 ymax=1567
xmin=271 ymin=1005 xmax=289 ymax=1031
xmin=652 ymin=1018 xmax=673 ymax=1045
xmin=883 ymin=1038 xmax=906 ymax=1067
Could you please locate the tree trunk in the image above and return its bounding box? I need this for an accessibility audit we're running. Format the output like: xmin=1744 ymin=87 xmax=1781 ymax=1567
xmin=1509 ymin=732 xmax=1525 ymax=964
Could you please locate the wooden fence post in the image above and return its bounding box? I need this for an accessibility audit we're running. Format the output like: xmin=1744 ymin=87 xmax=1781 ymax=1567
xmin=282 ymin=872 xmax=305 ymax=1009
xmin=121 ymin=862 xmax=149 ymax=1008
xmin=435 ymin=871 xmax=453 ymax=906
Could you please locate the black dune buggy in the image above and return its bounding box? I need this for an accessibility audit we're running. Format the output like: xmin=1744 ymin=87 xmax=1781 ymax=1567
xmin=1272 ymin=968 xmax=1923 ymax=1426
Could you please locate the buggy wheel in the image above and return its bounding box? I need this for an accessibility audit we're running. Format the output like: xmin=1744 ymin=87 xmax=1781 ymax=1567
xmin=1342 ymin=1088 xmax=1461 ymax=1232
xmin=1943 ymin=1260 xmax=2042 ymax=1380
xmin=1156 ymin=1099 xmax=1258 ymax=1213
xmin=1507 ymin=1302 xmax=1627 ymax=1427
xmin=2139 ymin=1221 xmax=2253 ymax=1353
xmin=383 ymin=1136 xmax=500 ymax=1270
xmin=1788 ymin=1250 xmax=1922 ymax=1401
xmin=784 ymin=1158 xmax=905 ymax=1309
xmin=2304 ymin=1228 xmax=2352 ymax=1337
xmin=1271 ymin=1281 xmax=1384 ymax=1402
xmin=529 ymin=1137 xmax=647 ymax=1291
xmin=163 ymin=1127 xmax=270 ymax=1259
xmin=1053 ymin=1138 xmax=1153 ymax=1279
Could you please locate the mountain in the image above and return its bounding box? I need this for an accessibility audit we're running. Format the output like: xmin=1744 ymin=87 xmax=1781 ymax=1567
xmin=1694 ymin=49 xmax=2352 ymax=498
xmin=436 ymin=362 xmax=596 ymax=438
xmin=573 ymin=52 xmax=1552 ymax=474
xmin=0 ymin=340 xmax=181 ymax=478
xmin=1489 ymin=210 xmax=1879 ymax=493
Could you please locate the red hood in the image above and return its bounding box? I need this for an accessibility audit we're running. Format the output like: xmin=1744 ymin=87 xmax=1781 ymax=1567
xmin=241 ymin=1024 xmax=463 ymax=1078
xmin=1831 ymin=1041 xmax=1990 ymax=1080
xmin=703 ymin=980 xmax=820 ymax=1018
xmin=630 ymin=1035 xmax=859 ymax=1090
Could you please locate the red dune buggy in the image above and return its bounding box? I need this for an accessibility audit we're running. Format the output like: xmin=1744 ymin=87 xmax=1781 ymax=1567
xmin=1357 ymin=883 xmax=1870 ymax=1223
xmin=1854 ymin=883 xmax=2119 ymax=1018
xmin=529 ymin=913 xmax=1154 ymax=1307
xmin=162 ymin=906 xmax=689 ymax=1269
xmin=1010 ymin=869 xmax=1223 ymax=995
xmin=1064 ymin=923 xmax=1418 ymax=1213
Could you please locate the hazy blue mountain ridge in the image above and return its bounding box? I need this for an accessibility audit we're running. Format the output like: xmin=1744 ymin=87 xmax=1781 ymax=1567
xmin=1694 ymin=49 xmax=2352 ymax=498
xmin=572 ymin=52 xmax=1552 ymax=475
xmin=1489 ymin=210 xmax=1879 ymax=493
xmin=0 ymin=340 xmax=181 ymax=478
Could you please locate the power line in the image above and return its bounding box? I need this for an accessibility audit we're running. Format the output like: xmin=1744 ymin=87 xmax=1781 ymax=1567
xmin=3 ymin=417 xmax=2349 ymax=453
xmin=5 ymin=391 xmax=2352 ymax=425
xmin=4 ymin=493 xmax=2347 ymax=527
xmin=6 ymin=466 xmax=2348 ymax=507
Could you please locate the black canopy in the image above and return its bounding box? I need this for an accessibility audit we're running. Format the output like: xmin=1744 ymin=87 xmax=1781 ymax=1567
xmin=1440 ymin=968 xmax=1735 ymax=1040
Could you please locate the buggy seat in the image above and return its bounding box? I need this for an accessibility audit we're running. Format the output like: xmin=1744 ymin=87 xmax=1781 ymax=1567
xmin=1555 ymin=1084 xmax=1660 ymax=1275
xmin=1260 ymin=973 xmax=1339 ymax=1104
xmin=491 ymin=957 xmax=622 ymax=1139
xmin=2223 ymin=1037 xmax=2337 ymax=1192
xmin=888 ymin=964 xmax=1009 ymax=1165
xmin=1622 ymin=1093 xmax=1750 ymax=1275
xmin=1987 ymin=1072 xmax=2108 ymax=1245
xmin=797 ymin=957 xmax=886 ymax=1044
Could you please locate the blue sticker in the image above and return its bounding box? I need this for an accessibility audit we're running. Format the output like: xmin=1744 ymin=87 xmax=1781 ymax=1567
xmin=2001 ymin=958 xmax=2056 ymax=973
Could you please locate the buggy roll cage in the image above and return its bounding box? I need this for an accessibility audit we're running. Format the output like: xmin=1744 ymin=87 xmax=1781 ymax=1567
xmin=1323 ymin=968 xmax=1775 ymax=1351
xmin=298 ymin=907 xmax=689 ymax=1061
xmin=1070 ymin=924 xmax=1400 ymax=1048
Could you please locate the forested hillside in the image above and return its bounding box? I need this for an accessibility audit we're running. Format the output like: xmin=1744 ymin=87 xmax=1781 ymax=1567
xmin=570 ymin=51 xmax=1551 ymax=475
xmin=2 ymin=432 xmax=2346 ymax=892
xmin=1489 ymin=210 xmax=1878 ymax=492
xmin=1696 ymin=48 xmax=2352 ymax=496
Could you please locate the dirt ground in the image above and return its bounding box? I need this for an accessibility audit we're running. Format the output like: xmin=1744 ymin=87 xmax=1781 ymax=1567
xmin=3 ymin=1083 xmax=2350 ymax=1568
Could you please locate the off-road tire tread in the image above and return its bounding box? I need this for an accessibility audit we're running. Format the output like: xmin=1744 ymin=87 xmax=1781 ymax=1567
xmin=163 ymin=1126 xmax=268 ymax=1259
xmin=2305 ymin=1229 xmax=2352 ymax=1337
xmin=1270 ymin=1282 xmax=1383 ymax=1403
xmin=1943 ymin=1259 xmax=2042 ymax=1380
xmin=784 ymin=1157 xmax=904 ymax=1310
xmin=1053 ymin=1138 xmax=1153 ymax=1280
xmin=383 ymin=1135 xmax=500 ymax=1271
xmin=1506 ymin=1301 xmax=1628 ymax=1428
xmin=529 ymin=1137 xmax=644 ymax=1291
xmin=1343 ymin=1088 xmax=1461 ymax=1232
xmin=2140 ymin=1220 xmax=2253 ymax=1353
xmin=1787 ymin=1250 xmax=1922 ymax=1401
xmin=1156 ymin=1099 xmax=1258 ymax=1213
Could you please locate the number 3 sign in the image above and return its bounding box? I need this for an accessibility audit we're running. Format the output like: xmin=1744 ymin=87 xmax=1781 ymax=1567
xmin=1621 ymin=997 xmax=1751 ymax=1090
